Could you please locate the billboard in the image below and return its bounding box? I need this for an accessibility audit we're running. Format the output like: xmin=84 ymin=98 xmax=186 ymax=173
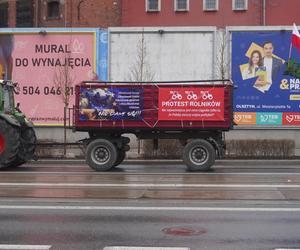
xmin=158 ymin=87 xmax=224 ymax=121
xmin=231 ymin=30 xmax=300 ymax=126
xmin=0 ymin=28 xmax=108 ymax=126
xmin=79 ymin=87 xmax=143 ymax=121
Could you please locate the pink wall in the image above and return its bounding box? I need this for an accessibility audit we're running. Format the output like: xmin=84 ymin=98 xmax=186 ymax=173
xmin=11 ymin=32 xmax=97 ymax=126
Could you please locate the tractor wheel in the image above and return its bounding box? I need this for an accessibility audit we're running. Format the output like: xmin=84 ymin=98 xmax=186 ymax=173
xmin=10 ymin=127 xmax=37 ymax=167
xmin=0 ymin=119 xmax=20 ymax=169
xmin=18 ymin=127 xmax=36 ymax=161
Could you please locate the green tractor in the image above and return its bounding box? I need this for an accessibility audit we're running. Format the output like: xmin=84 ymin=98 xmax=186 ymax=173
xmin=0 ymin=79 xmax=36 ymax=168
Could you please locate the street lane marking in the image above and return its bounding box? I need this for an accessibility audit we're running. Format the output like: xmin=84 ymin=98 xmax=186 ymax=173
xmin=0 ymin=205 xmax=300 ymax=212
xmin=0 ymin=245 xmax=51 ymax=250
xmin=0 ymin=183 xmax=299 ymax=188
xmin=103 ymin=247 xmax=190 ymax=250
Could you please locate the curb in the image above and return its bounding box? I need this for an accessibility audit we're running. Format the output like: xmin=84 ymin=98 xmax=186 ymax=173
xmin=29 ymin=159 xmax=300 ymax=166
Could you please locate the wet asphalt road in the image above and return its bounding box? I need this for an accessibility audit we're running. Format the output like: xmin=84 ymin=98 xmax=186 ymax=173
xmin=0 ymin=161 xmax=300 ymax=250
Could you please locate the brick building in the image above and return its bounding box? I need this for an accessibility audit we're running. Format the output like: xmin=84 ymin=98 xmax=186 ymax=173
xmin=122 ymin=0 xmax=300 ymax=27
xmin=0 ymin=0 xmax=121 ymax=28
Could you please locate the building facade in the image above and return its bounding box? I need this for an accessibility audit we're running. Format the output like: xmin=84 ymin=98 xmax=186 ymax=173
xmin=0 ymin=0 xmax=121 ymax=28
xmin=122 ymin=0 xmax=300 ymax=27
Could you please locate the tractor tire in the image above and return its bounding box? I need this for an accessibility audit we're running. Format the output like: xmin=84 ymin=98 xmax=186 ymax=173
xmin=86 ymin=139 xmax=118 ymax=171
xmin=10 ymin=127 xmax=37 ymax=168
xmin=182 ymin=139 xmax=215 ymax=171
xmin=18 ymin=127 xmax=36 ymax=161
xmin=0 ymin=119 xmax=20 ymax=169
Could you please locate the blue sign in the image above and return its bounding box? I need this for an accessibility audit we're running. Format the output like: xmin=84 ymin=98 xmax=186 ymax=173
xmin=79 ymin=87 xmax=143 ymax=121
xmin=232 ymin=31 xmax=300 ymax=117
xmin=97 ymin=29 xmax=108 ymax=81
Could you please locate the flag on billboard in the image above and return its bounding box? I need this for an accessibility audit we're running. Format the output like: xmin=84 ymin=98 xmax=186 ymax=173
xmin=292 ymin=23 xmax=300 ymax=54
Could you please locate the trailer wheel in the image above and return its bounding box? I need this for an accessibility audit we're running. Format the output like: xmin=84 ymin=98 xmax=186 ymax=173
xmin=183 ymin=139 xmax=215 ymax=171
xmin=0 ymin=119 xmax=20 ymax=169
xmin=113 ymin=150 xmax=126 ymax=167
xmin=86 ymin=139 xmax=117 ymax=171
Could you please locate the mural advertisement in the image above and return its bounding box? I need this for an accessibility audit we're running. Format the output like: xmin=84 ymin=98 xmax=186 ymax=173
xmin=0 ymin=28 xmax=108 ymax=126
xmin=158 ymin=87 xmax=224 ymax=121
xmin=232 ymin=30 xmax=300 ymax=126
xmin=79 ymin=87 xmax=143 ymax=121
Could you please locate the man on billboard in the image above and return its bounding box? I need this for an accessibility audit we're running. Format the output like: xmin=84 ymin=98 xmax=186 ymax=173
xmin=263 ymin=41 xmax=284 ymax=82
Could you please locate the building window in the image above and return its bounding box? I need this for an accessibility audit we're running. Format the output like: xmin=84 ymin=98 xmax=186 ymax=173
xmin=203 ymin=0 xmax=218 ymax=11
xmin=16 ymin=0 xmax=33 ymax=27
xmin=0 ymin=2 xmax=8 ymax=27
xmin=146 ymin=0 xmax=160 ymax=12
xmin=175 ymin=0 xmax=189 ymax=11
xmin=233 ymin=0 xmax=248 ymax=10
xmin=47 ymin=0 xmax=60 ymax=19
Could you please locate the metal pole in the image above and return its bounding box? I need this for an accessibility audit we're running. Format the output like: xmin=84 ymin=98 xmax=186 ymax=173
xmin=263 ymin=0 xmax=266 ymax=26
xmin=35 ymin=0 xmax=39 ymax=27
xmin=64 ymin=0 xmax=67 ymax=27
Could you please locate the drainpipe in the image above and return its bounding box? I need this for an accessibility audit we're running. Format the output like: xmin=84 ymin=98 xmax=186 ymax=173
xmin=64 ymin=0 xmax=67 ymax=27
xmin=35 ymin=0 xmax=39 ymax=27
xmin=263 ymin=0 xmax=266 ymax=26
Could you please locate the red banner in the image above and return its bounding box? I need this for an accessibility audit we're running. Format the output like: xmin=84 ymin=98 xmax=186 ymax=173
xmin=282 ymin=113 xmax=300 ymax=125
xmin=158 ymin=87 xmax=224 ymax=121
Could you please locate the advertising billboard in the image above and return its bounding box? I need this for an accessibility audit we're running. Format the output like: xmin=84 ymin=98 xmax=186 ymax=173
xmin=231 ymin=29 xmax=300 ymax=126
xmin=79 ymin=87 xmax=143 ymax=121
xmin=0 ymin=28 xmax=108 ymax=126
xmin=158 ymin=87 xmax=224 ymax=121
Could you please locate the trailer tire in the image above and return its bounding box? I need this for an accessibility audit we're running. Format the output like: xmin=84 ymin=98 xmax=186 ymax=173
xmin=0 ymin=119 xmax=20 ymax=169
xmin=86 ymin=139 xmax=117 ymax=171
xmin=113 ymin=150 xmax=126 ymax=167
xmin=183 ymin=139 xmax=215 ymax=171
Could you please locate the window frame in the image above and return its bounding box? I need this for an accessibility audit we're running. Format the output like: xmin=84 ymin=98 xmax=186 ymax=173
xmin=146 ymin=0 xmax=161 ymax=12
xmin=174 ymin=0 xmax=189 ymax=12
xmin=203 ymin=0 xmax=219 ymax=11
xmin=232 ymin=0 xmax=248 ymax=11
xmin=47 ymin=0 xmax=60 ymax=20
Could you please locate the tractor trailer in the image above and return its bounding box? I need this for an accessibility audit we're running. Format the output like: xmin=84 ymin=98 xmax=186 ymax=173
xmin=74 ymin=80 xmax=233 ymax=171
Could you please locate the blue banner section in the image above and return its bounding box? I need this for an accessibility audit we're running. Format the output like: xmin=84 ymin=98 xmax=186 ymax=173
xmin=232 ymin=31 xmax=300 ymax=114
xmin=98 ymin=29 xmax=108 ymax=81
xmin=79 ymin=87 xmax=143 ymax=121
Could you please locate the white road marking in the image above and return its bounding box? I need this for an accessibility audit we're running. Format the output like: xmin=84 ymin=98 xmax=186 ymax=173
xmin=0 ymin=245 xmax=51 ymax=250
xmin=274 ymin=249 xmax=300 ymax=250
xmin=0 ymin=205 xmax=300 ymax=212
xmin=2 ymin=172 xmax=300 ymax=176
xmin=0 ymin=183 xmax=299 ymax=188
xmin=103 ymin=247 xmax=190 ymax=250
